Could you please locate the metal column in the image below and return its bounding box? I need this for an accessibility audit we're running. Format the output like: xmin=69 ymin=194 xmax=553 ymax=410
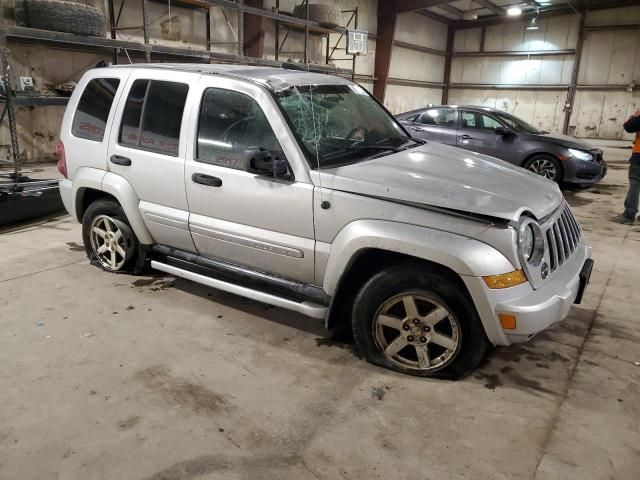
xmin=563 ymin=15 xmax=585 ymax=135
xmin=141 ymin=0 xmax=151 ymax=62
xmin=0 ymin=34 xmax=20 ymax=178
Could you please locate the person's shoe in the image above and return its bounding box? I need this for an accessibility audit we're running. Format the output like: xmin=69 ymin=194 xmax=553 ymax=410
xmin=613 ymin=213 xmax=635 ymax=225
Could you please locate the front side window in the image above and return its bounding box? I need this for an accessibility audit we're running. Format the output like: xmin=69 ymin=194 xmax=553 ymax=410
xmin=119 ymin=79 xmax=189 ymax=156
xmin=275 ymin=84 xmax=419 ymax=168
xmin=197 ymin=88 xmax=281 ymax=169
xmin=71 ymin=78 xmax=120 ymax=142
xmin=495 ymin=112 xmax=541 ymax=134
xmin=479 ymin=113 xmax=503 ymax=130
xmin=461 ymin=111 xmax=478 ymax=129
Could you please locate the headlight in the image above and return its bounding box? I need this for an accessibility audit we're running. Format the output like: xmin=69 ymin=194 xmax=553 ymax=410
xmin=568 ymin=148 xmax=593 ymax=162
xmin=518 ymin=218 xmax=544 ymax=266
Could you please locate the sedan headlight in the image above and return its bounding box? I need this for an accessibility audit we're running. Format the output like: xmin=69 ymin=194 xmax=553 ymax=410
xmin=568 ymin=148 xmax=594 ymax=162
xmin=518 ymin=218 xmax=545 ymax=267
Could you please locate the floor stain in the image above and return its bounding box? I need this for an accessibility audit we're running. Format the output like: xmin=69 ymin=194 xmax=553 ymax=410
xmin=142 ymin=454 xmax=229 ymax=480
xmin=65 ymin=241 xmax=84 ymax=252
xmin=371 ymin=386 xmax=386 ymax=401
xmin=117 ymin=415 xmax=141 ymax=431
xmin=474 ymin=372 xmax=503 ymax=390
xmin=135 ymin=366 xmax=232 ymax=415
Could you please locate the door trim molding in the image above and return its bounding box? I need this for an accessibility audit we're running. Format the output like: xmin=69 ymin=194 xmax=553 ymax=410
xmin=189 ymin=224 xmax=304 ymax=258
xmin=151 ymin=245 xmax=329 ymax=305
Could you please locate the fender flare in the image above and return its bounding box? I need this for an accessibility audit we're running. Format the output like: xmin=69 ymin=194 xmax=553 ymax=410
xmin=322 ymin=219 xmax=515 ymax=296
xmin=100 ymin=172 xmax=154 ymax=245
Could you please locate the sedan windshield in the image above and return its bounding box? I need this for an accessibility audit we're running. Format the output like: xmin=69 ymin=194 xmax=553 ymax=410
xmin=275 ymin=84 xmax=420 ymax=168
xmin=494 ymin=112 xmax=541 ymax=134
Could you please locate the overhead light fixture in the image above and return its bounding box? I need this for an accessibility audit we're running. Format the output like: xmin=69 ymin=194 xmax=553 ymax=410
xmin=463 ymin=10 xmax=479 ymax=20
xmin=526 ymin=17 xmax=539 ymax=30
xmin=507 ymin=6 xmax=522 ymax=16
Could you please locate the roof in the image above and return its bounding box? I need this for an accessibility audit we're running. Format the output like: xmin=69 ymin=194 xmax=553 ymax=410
xmin=397 ymin=105 xmax=505 ymax=116
xmin=108 ymin=63 xmax=353 ymax=92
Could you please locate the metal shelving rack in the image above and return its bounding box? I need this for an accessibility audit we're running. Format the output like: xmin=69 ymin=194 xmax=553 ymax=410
xmin=0 ymin=0 xmax=359 ymax=175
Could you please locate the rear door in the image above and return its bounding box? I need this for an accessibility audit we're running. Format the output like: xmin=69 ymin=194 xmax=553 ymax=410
xmin=107 ymin=69 xmax=197 ymax=251
xmin=183 ymin=77 xmax=316 ymax=284
xmin=457 ymin=110 xmax=515 ymax=161
xmin=404 ymin=108 xmax=458 ymax=145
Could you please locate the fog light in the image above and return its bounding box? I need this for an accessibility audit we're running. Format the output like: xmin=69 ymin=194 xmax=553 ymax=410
xmin=482 ymin=270 xmax=527 ymax=289
xmin=499 ymin=313 xmax=517 ymax=330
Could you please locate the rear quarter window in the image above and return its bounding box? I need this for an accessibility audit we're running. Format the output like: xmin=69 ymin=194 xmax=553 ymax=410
xmin=71 ymin=78 xmax=120 ymax=142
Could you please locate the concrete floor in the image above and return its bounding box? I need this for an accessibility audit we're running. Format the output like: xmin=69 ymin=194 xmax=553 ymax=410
xmin=1 ymin=145 xmax=639 ymax=480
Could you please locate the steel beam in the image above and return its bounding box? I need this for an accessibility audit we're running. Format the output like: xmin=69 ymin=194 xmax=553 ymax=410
xmin=454 ymin=49 xmax=575 ymax=57
xmin=441 ymin=25 xmax=454 ymax=104
xmin=373 ymin=3 xmax=397 ymax=102
xmin=242 ymin=0 xmax=264 ymax=58
xmin=472 ymin=0 xmax=504 ymax=16
xmin=394 ymin=0 xmax=461 ymax=14
xmin=563 ymin=16 xmax=585 ymax=134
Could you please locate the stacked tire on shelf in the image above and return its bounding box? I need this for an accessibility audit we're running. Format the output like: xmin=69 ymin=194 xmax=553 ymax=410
xmin=292 ymin=4 xmax=342 ymax=28
xmin=14 ymin=0 xmax=106 ymax=37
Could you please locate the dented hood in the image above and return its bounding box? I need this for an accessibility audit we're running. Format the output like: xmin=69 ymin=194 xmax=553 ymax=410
xmin=317 ymin=142 xmax=564 ymax=222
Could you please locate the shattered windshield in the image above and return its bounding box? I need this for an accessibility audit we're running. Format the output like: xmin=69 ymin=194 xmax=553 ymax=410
xmin=274 ymin=84 xmax=421 ymax=168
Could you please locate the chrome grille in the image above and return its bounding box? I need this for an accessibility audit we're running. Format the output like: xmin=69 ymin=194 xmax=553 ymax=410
xmin=545 ymin=204 xmax=582 ymax=272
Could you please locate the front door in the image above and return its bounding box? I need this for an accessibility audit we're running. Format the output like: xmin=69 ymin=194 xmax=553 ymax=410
xmin=457 ymin=110 xmax=516 ymax=161
xmin=184 ymin=81 xmax=315 ymax=284
xmin=107 ymin=70 xmax=196 ymax=252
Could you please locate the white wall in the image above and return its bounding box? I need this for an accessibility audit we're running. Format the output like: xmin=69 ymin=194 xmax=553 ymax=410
xmin=570 ymin=6 xmax=640 ymax=139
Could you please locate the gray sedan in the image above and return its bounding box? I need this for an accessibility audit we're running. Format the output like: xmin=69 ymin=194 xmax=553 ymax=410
xmin=396 ymin=105 xmax=607 ymax=185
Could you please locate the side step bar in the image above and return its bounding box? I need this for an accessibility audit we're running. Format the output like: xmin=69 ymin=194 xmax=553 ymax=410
xmin=151 ymin=261 xmax=328 ymax=319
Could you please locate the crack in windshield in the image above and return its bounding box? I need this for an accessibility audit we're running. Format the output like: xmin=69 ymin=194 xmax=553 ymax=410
xmin=275 ymin=84 xmax=421 ymax=169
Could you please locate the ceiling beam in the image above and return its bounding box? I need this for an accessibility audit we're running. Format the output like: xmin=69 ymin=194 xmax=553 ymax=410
xmin=416 ymin=9 xmax=452 ymax=24
xmin=472 ymin=0 xmax=504 ymax=16
xmin=394 ymin=0 xmax=461 ymax=14
xmin=437 ymin=4 xmax=465 ymax=18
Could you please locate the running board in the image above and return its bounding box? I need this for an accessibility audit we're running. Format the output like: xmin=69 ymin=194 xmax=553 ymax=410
xmin=151 ymin=260 xmax=328 ymax=320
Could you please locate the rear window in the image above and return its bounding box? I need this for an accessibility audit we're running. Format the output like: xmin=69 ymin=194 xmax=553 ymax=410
xmin=118 ymin=79 xmax=189 ymax=156
xmin=71 ymin=78 xmax=120 ymax=142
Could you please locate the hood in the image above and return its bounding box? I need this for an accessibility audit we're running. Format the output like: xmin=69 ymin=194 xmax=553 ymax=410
xmin=533 ymin=132 xmax=598 ymax=151
xmin=317 ymin=142 xmax=563 ymax=222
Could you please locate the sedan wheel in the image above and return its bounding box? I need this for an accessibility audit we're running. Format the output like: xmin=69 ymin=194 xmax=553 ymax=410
xmin=372 ymin=291 xmax=461 ymax=373
xmin=527 ymin=158 xmax=557 ymax=180
xmin=89 ymin=214 xmax=129 ymax=271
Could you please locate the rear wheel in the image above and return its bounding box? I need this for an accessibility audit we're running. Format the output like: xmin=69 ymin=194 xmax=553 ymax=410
xmin=352 ymin=264 xmax=489 ymax=379
xmin=82 ymin=199 xmax=147 ymax=274
xmin=524 ymin=155 xmax=562 ymax=183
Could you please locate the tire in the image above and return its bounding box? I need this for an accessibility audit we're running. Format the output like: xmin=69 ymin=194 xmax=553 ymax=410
xmin=82 ymin=199 xmax=148 ymax=274
xmin=351 ymin=263 xmax=489 ymax=379
xmin=15 ymin=0 xmax=106 ymax=37
xmin=523 ymin=155 xmax=562 ymax=183
xmin=293 ymin=4 xmax=341 ymax=28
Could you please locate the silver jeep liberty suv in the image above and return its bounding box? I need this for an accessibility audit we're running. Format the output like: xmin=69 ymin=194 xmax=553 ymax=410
xmin=57 ymin=64 xmax=593 ymax=378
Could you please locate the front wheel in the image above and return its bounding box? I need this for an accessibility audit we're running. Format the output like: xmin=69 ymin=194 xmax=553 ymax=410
xmin=82 ymin=199 xmax=147 ymax=273
xmin=351 ymin=264 xmax=489 ymax=379
xmin=524 ymin=155 xmax=562 ymax=183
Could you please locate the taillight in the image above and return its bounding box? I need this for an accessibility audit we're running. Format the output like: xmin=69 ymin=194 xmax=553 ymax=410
xmin=56 ymin=141 xmax=67 ymax=178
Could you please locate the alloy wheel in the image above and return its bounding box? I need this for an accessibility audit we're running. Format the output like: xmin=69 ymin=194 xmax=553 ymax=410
xmin=372 ymin=292 xmax=461 ymax=372
xmin=528 ymin=158 xmax=556 ymax=180
xmin=89 ymin=214 xmax=128 ymax=271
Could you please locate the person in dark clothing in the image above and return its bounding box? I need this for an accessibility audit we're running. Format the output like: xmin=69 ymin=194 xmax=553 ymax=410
xmin=614 ymin=111 xmax=640 ymax=224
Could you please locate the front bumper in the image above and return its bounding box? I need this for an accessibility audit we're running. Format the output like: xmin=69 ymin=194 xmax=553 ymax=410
xmin=463 ymin=243 xmax=592 ymax=346
xmin=563 ymin=156 xmax=607 ymax=185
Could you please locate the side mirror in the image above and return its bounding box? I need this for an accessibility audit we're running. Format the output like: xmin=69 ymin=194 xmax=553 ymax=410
xmin=495 ymin=126 xmax=512 ymax=136
xmin=245 ymin=148 xmax=289 ymax=179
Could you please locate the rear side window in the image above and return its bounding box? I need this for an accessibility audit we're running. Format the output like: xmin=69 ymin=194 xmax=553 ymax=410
xmin=119 ymin=79 xmax=189 ymax=156
xmin=71 ymin=78 xmax=120 ymax=142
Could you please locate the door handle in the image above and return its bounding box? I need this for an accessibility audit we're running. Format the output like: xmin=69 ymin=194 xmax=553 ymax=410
xmin=460 ymin=134 xmax=472 ymax=140
xmin=192 ymin=173 xmax=222 ymax=187
xmin=410 ymin=127 xmax=423 ymax=132
xmin=110 ymin=155 xmax=132 ymax=166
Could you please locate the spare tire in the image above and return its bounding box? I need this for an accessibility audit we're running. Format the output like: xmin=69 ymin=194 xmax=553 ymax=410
xmin=293 ymin=4 xmax=342 ymax=28
xmin=15 ymin=0 xmax=106 ymax=37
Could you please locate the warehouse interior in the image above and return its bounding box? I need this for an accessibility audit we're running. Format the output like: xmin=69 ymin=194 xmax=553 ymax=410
xmin=1 ymin=1 xmax=640 ymax=479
